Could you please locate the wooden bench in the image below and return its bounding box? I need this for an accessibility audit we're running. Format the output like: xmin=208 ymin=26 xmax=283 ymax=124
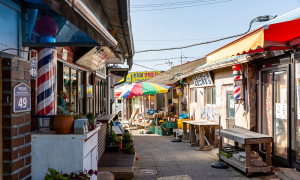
xmin=215 ymin=128 xmax=273 ymax=176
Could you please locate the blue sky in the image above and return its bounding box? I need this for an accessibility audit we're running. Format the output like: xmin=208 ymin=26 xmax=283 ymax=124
xmin=124 ymin=0 xmax=300 ymax=72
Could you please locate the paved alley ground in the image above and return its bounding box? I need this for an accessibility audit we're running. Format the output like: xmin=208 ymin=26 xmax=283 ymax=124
xmin=131 ymin=130 xmax=279 ymax=180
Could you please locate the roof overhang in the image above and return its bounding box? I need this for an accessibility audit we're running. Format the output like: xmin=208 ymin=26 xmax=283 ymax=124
xmin=41 ymin=0 xmax=118 ymax=47
xmin=207 ymin=19 xmax=300 ymax=64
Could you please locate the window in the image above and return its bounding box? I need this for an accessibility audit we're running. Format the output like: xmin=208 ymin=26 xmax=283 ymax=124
xmin=78 ymin=71 xmax=84 ymax=114
xmin=206 ymin=87 xmax=216 ymax=105
xmin=86 ymin=73 xmax=93 ymax=113
xmin=191 ymin=88 xmax=197 ymax=103
xmin=226 ymin=85 xmax=234 ymax=119
xmin=63 ymin=66 xmax=70 ymax=110
xmin=71 ymin=68 xmax=77 ymax=110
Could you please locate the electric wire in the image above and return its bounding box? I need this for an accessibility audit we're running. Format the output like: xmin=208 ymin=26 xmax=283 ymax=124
xmin=131 ymin=0 xmax=233 ymax=12
xmin=131 ymin=0 xmax=219 ymax=8
xmin=133 ymin=63 xmax=162 ymax=71
xmin=135 ymin=21 xmax=253 ymax=53
xmin=134 ymin=37 xmax=223 ymax=42
xmin=133 ymin=56 xmax=202 ymax=62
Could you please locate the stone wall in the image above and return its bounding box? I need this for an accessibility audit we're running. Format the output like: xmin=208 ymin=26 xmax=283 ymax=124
xmin=1 ymin=53 xmax=31 ymax=180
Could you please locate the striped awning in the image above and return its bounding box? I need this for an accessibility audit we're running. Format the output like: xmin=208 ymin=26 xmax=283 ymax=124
xmin=207 ymin=19 xmax=300 ymax=64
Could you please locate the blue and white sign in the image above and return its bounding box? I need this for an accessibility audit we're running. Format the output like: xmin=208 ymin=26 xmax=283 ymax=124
xmin=13 ymin=83 xmax=31 ymax=113
xmin=30 ymin=57 xmax=36 ymax=79
xmin=192 ymin=72 xmax=213 ymax=87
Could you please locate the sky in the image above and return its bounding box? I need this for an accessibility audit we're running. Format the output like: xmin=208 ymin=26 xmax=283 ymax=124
xmin=122 ymin=0 xmax=300 ymax=72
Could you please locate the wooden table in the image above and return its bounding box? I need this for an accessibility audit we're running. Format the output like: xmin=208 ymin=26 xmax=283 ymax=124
xmin=98 ymin=114 xmax=116 ymax=123
xmin=215 ymin=128 xmax=273 ymax=176
xmin=182 ymin=120 xmax=219 ymax=149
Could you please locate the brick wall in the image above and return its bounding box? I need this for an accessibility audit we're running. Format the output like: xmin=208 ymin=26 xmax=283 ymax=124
xmin=1 ymin=53 xmax=31 ymax=180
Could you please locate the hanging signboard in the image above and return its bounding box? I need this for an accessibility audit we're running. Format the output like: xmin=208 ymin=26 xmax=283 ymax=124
xmin=13 ymin=83 xmax=31 ymax=113
xmin=192 ymin=72 xmax=213 ymax=87
xmin=30 ymin=57 xmax=37 ymax=79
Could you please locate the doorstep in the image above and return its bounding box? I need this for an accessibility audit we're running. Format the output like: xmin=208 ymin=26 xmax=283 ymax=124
xmin=98 ymin=151 xmax=136 ymax=180
xmin=278 ymin=168 xmax=300 ymax=180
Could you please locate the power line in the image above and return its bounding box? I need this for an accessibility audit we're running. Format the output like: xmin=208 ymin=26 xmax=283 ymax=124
xmin=131 ymin=0 xmax=216 ymax=8
xmin=134 ymin=37 xmax=223 ymax=42
xmin=131 ymin=0 xmax=233 ymax=12
xmin=133 ymin=63 xmax=162 ymax=71
xmin=133 ymin=56 xmax=203 ymax=62
xmin=135 ymin=20 xmax=254 ymax=53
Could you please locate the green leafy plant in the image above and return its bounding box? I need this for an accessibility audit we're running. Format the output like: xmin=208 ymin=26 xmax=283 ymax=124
xmin=58 ymin=106 xmax=72 ymax=116
xmin=86 ymin=112 xmax=95 ymax=124
xmin=68 ymin=108 xmax=85 ymax=120
xmin=115 ymin=137 xmax=122 ymax=144
xmin=242 ymin=112 xmax=248 ymax=117
xmin=44 ymin=168 xmax=98 ymax=180
xmin=122 ymin=131 xmax=132 ymax=141
xmin=123 ymin=142 xmax=135 ymax=151
xmin=106 ymin=131 xmax=118 ymax=146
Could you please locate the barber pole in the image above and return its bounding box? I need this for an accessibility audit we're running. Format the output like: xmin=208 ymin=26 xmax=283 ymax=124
xmin=37 ymin=48 xmax=56 ymax=115
xmin=35 ymin=15 xmax=58 ymax=115
xmin=232 ymin=64 xmax=242 ymax=100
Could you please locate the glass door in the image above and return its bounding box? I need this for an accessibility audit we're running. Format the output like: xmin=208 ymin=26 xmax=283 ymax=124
xmin=261 ymin=66 xmax=290 ymax=164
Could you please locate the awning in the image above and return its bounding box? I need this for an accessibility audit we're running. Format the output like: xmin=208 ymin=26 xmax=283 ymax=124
xmin=207 ymin=19 xmax=300 ymax=64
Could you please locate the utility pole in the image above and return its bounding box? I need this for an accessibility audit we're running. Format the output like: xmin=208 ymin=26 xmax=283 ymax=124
xmin=181 ymin=52 xmax=182 ymax=65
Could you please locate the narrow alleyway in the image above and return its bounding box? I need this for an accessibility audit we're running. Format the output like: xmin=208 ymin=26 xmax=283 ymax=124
xmin=132 ymin=130 xmax=278 ymax=180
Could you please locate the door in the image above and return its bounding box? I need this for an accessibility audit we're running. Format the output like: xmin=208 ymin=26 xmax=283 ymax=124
xmin=261 ymin=65 xmax=290 ymax=165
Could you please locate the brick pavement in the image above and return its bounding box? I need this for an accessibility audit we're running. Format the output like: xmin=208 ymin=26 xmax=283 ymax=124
xmin=131 ymin=130 xmax=279 ymax=180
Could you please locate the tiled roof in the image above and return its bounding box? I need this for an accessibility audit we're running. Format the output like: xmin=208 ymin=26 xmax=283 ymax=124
xmin=146 ymin=57 xmax=206 ymax=85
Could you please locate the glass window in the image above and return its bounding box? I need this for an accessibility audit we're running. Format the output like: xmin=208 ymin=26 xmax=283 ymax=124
xmin=96 ymin=81 xmax=99 ymax=114
xmin=227 ymin=94 xmax=235 ymax=119
xmin=191 ymin=88 xmax=197 ymax=103
xmin=63 ymin=66 xmax=70 ymax=110
xmin=56 ymin=62 xmax=62 ymax=108
xmin=71 ymin=69 xmax=77 ymax=110
xmin=78 ymin=71 xmax=84 ymax=114
xmin=87 ymin=73 xmax=93 ymax=113
xmin=206 ymin=87 xmax=216 ymax=105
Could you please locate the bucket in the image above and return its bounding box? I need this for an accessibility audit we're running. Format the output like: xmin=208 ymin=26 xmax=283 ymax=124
xmin=177 ymin=119 xmax=193 ymax=129
xmin=32 ymin=115 xmax=54 ymax=129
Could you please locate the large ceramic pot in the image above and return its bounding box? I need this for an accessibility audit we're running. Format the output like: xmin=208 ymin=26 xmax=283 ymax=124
xmin=53 ymin=115 xmax=74 ymax=134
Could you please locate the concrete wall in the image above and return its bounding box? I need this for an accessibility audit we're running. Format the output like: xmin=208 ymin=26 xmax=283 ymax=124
xmin=188 ymin=66 xmax=247 ymax=144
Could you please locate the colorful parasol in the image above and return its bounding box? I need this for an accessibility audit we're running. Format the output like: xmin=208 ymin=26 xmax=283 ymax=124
xmin=120 ymin=82 xmax=171 ymax=99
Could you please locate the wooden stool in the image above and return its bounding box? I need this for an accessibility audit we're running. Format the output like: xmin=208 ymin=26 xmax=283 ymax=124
xmin=97 ymin=171 xmax=115 ymax=180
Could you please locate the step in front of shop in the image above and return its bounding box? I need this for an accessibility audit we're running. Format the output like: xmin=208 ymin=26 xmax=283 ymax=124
xmin=278 ymin=168 xmax=300 ymax=180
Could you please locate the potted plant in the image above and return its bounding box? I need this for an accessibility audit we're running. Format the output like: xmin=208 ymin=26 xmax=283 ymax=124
xmin=106 ymin=131 xmax=122 ymax=152
xmin=53 ymin=106 xmax=74 ymax=134
xmin=44 ymin=167 xmax=98 ymax=180
xmin=123 ymin=142 xmax=135 ymax=154
xmin=86 ymin=112 xmax=96 ymax=130
xmin=122 ymin=131 xmax=133 ymax=148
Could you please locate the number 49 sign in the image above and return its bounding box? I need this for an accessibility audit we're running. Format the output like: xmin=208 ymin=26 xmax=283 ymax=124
xmin=13 ymin=83 xmax=31 ymax=113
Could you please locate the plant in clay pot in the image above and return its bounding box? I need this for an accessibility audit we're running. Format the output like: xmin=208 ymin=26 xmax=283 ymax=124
xmin=44 ymin=167 xmax=98 ymax=180
xmin=53 ymin=106 xmax=74 ymax=134
xmin=123 ymin=142 xmax=135 ymax=154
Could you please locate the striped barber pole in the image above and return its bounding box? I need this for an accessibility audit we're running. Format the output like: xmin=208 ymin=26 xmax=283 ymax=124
xmin=37 ymin=48 xmax=56 ymax=115
xmin=233 ymin=70 xmax=241 ymax=100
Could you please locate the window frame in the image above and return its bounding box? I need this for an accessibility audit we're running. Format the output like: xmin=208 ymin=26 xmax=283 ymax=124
xmin=226 ymin=90 xmax=235 ymax=120
xmin=191 ymin=88 xmax=198 ymax=103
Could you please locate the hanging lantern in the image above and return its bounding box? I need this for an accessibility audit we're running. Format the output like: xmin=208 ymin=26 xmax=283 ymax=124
xmin=232 ymin=64 xmax=241 ymax=71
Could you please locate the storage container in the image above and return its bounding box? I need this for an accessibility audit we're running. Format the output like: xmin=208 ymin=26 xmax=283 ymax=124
xmin=165 ymin=121 xmax=177 ymax=128
xmin=177 ymin=119 xmax=193 ymax=129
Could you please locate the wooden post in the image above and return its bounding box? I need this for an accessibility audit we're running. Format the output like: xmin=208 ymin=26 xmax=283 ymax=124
xmin=190 ymin=124 xmax=195 ymax=145
xmin=183 ymin=122 xmax=187 ymax=141
xmin=245 ymin=144 xmax=251 ymax=167
xmin=200 ymin=126 xmax=205 ymax=149
xmin=266 ymin=143 xmax=272 ymax=166
xmin=215 ymin=125 xmax=219 ymax=148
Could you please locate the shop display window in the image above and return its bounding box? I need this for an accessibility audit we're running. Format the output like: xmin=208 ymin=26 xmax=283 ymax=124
xmin=78 ymin=71 xmax=84 ymax=114
xmin=71 ymin=69 xmax=77 ymax=110
xmin=86 ymin=73 xmax=93 ymax=113
xmin=63 ymin=66 xmax=70 ymax=110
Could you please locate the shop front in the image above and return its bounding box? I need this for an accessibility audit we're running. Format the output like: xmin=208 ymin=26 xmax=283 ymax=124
xmin=256 ymin=51 xmax=300 ymax=170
